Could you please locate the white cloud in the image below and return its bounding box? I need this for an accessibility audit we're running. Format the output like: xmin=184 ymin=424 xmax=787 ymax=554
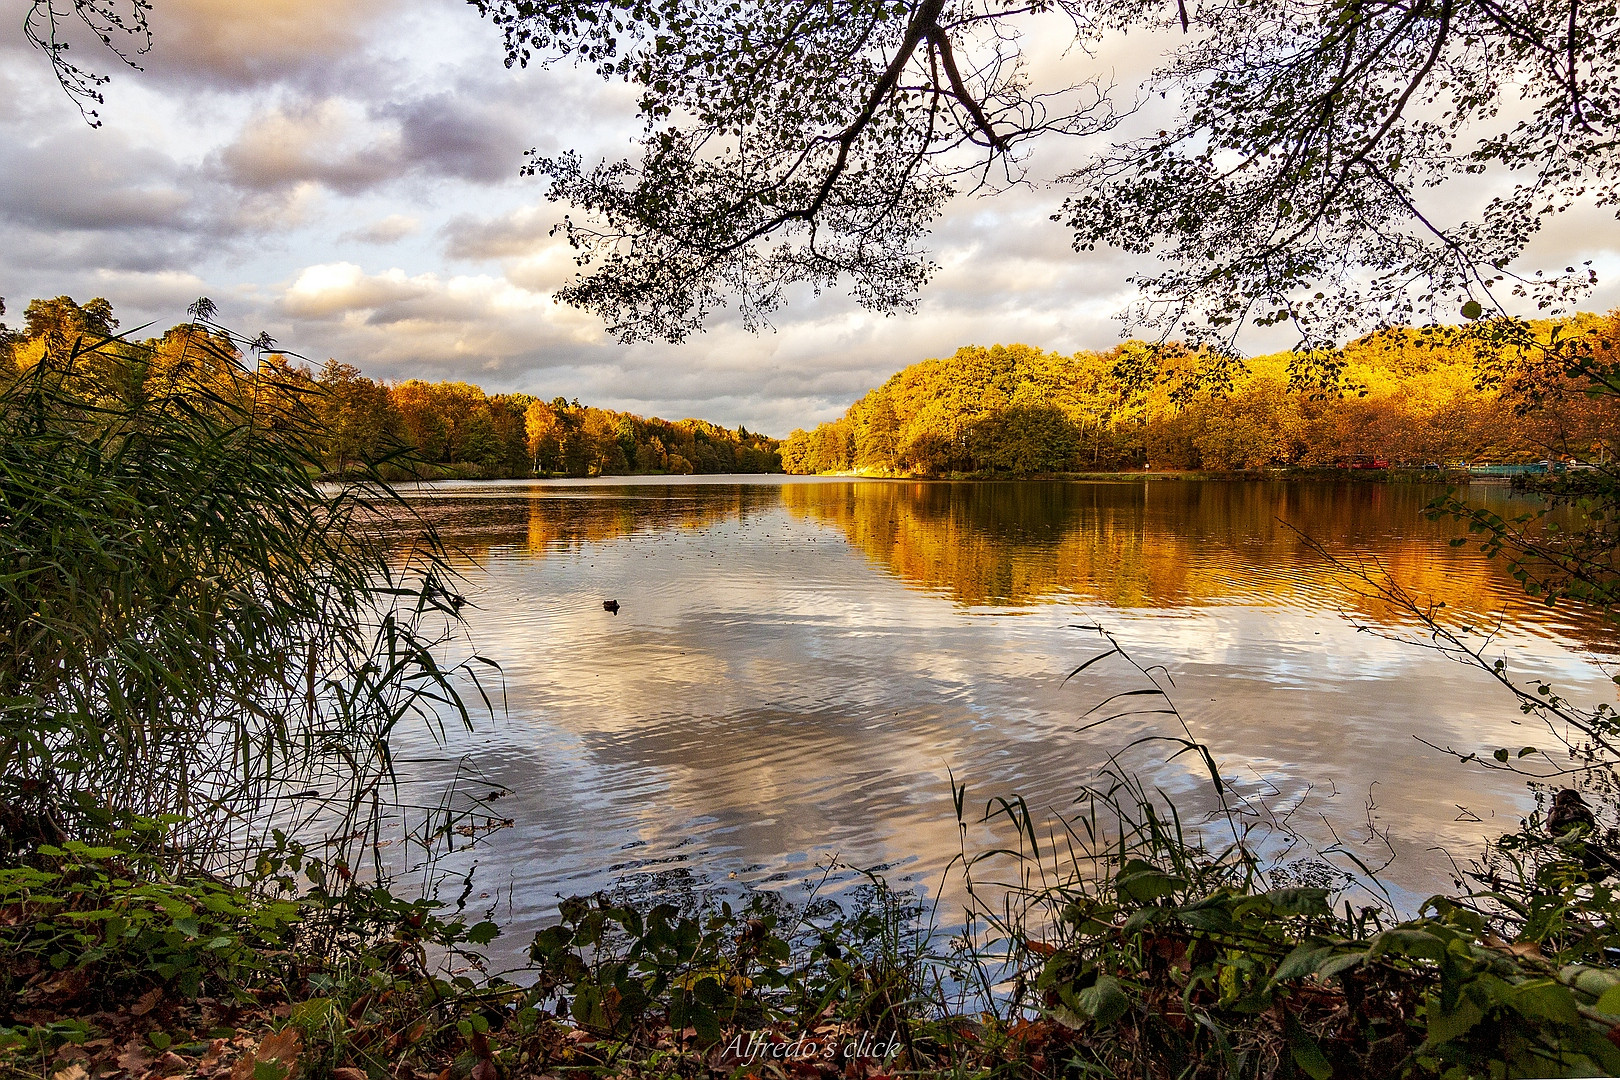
xmin=88 ymin=268 xmax=211 ymax=310
xmin=143 ymin=0 xmax=398 ymax=92
xmin=282 ymin=262 xmax=434 ymax=318
xmin=214 ymin=99 xmax=400 ymax=194
xmin=272 ymin=261 xmax=601 ymax=367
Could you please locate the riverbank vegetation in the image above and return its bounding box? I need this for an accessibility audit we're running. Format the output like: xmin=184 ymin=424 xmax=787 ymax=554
xmin=0 ymin=297 xmax=781 ymax=481
xmin=12 ymin=737 xmax=1620 ymax=1080
xmin=782 ymin=314 xmax=1620 ymax=476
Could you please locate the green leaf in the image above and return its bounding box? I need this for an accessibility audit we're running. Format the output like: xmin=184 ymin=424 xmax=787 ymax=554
xmin=1367 ymin=927 xmax=1447 ymax=962
xmin=1461 ymin=300 xmax=1483 ymax=320
xmin=1423 ymin=996 xmax=1484 ymax=1047
xmin=1273 ymin=943 xmax=1340 ymax=983
xmin=689 ymin=1003 xmax=723 ymax=1044
xmin=1116 ymin=859 xmax=1185 ymax=904
xmin=1286 ymin=1016 xmax=1334 ymax=1080
xmin=466 ymin=920 xmax=500 ymax=945
xmin=1177 ymin=906 xmax=1236 ymax=933
xmin=1596 ymin=984 xmax=1620 ymax=1016
xmin=1261 ymin=887 xmax=1332 ymax=917
xmin=1493 ymin=748 xmax=1510 ymax=762
xmin=289 ymin=998 xmax=334 ymax=1026
xmin=1077 ymin=975 xmax=1131 ymax=1025
xmin=253 ymin=1061 xmax=291 ymax=1080
xmin=1506 ymin=980 xmax=1579 ymax=1024
xmin=1560 ymin=964 xmax=1620 ymax=1000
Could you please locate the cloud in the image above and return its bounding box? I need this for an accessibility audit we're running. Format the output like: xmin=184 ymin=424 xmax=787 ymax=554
xmin=384 ymin=89 xmax=532 ymax=184
xmin=213 ymin=99 xmax=401 ymax=194
xmin=442 ymin=204 xmax=555 ymax=260
xmin=340 ymin=214 xmax=421 ymax=244
xmin=0 ymin=131 xmax=193 ymax=232
xmin=141 ymin=0 xmax=397 ymax=93
xmin=281 ymin=263 xmax=436 ymax=318
xmin=87 ymin=269 xmax=212 ymax=311
xmin=210 ymin=80 xmax=534 ymax=200
xmin=272 ymin=262 xmax=601 ymax=360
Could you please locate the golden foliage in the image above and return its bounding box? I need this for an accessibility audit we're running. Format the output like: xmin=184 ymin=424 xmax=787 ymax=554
xmin=783 ymin=318 xmax=1620 ymax=475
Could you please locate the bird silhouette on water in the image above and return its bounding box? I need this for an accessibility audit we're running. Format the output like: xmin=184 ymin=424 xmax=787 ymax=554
xmin=1547 ymin=789 xmax=1620 ymax=878
xmin=603 ymin=600 xmax=620 ymax=614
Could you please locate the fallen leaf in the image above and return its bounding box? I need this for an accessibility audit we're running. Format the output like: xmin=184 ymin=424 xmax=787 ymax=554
xmin=131 ymin=989 xmax=164 ymax=1017
xmin=470 ymin=1061 xmax=497 ymax=1080
xmin=332 ymin=1069 xmax=366 ymax=1080
xmin=26 ymin=967 xmax=91 ymax=1003
xmin=153 ymin=1051 xmax=188 ymax=1075
xmin=229 ymin=1028 xmax=302 ymax=1080
xmin=117 ymin=1040 xmax=155 ymax=1076
xmin=51 ymin=1065 xmax=88 ymax=1080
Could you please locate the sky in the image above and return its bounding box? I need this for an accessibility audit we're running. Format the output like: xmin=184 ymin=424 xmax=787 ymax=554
xmin=3 ymin=0 xmax=1618 ymax=435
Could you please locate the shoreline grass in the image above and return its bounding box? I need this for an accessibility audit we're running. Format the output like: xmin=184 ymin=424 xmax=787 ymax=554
xmin=9 ymin=772 xmax=1620 ymax=1080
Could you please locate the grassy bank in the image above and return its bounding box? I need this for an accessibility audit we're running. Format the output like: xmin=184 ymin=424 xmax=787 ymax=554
xmin=9 ymin=781 xmax=1620 ymax=1080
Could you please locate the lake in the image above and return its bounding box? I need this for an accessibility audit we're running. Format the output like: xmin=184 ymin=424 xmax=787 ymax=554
xmin=385 ymin=476 xmax=1617 ymax=962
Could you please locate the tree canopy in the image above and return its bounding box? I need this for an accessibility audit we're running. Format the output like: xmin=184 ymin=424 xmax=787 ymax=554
xmin=479 ymin=0 xmax=1618 ymax=349
xmin=32 ymin=0 xmax=1619 ymax=349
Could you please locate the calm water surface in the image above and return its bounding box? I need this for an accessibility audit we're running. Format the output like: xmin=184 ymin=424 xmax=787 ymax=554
xmin=386 ymin=476 xmax=1618 ymax=957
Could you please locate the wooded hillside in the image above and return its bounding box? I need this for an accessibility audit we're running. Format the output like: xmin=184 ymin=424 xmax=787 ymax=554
xmin=0 ymin=297 xmax=781 ymax=478
xmin=782 ymin=317 xmax=1620 ymax=475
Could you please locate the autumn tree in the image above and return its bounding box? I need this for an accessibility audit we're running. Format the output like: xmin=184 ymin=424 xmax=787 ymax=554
xmin=315 ymin=361 xmax=397 ymax=474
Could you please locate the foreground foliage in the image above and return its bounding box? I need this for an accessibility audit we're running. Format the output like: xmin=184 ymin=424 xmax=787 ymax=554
xmin=0 ymin=303 xmax=500 ymax=870
xmin=9 ymin=790 xmax=1620 ymax=1080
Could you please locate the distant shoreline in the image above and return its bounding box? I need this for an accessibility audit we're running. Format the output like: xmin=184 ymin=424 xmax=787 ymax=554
xmin=789 ymin=466 xmax=1485 ymax=482
xmin=368 ymin=466 xmax=1504 ymax=485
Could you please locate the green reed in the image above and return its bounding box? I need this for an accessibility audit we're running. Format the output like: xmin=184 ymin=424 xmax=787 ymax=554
xmin=0 ymin=317 xmax=491 ymax=876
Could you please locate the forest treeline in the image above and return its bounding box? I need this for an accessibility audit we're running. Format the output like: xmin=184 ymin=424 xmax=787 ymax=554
xmin=0 ymin=296 xmax=782 ymax=478
xmin=782 ymin=315 xmax=1620 ymax=475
